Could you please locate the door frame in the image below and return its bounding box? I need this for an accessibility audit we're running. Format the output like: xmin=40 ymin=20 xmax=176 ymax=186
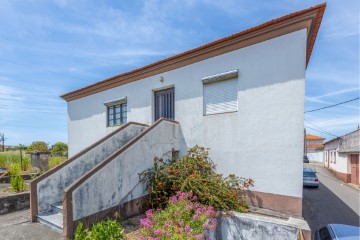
xmin=152 ymin=85 xmax=175 ymax=123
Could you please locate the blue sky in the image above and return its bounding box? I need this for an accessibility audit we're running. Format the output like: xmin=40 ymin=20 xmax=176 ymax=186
xmin=0 ymin=0 xmax=359 ymax=146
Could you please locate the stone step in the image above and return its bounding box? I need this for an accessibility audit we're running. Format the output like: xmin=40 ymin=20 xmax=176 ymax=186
xmin=51 ymin=202 xmax=63 ymax=214
xmin=37 ymin=211 xmax=63 ymax=233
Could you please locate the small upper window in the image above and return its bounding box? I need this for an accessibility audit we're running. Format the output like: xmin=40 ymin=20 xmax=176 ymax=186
xmin=202 ymin=70 xmax=238 ymax=115
xmin=104 ymin=97 xmax=127 ymax=127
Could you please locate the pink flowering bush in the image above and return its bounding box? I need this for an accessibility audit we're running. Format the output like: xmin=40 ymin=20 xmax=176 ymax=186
xmin=141 ymin=192 xmax=219 ymax=240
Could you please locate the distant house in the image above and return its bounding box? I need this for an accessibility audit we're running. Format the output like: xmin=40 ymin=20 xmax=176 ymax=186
xmin=324 ymin=129 xmax=360 ymax=185
xmin=306 ymin=134 xmax=324 ymax=153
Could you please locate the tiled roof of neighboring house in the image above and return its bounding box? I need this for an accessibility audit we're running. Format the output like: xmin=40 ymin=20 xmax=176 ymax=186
xmin=323 ymin=137 xmax=340 ymax=145
xmin=60 ymin=3 xmax=326 ymax=102
xmin=307 ymin=143 xmax=324 ymax=149
xmin=306 ymin=134 xmax=325 ymax=140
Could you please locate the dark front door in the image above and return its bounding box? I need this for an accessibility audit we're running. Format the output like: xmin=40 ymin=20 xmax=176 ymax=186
xmin=350 ymin=154 xmax=359 ymax=185
xmin=154 ymin=88 xmax=175 ymax=121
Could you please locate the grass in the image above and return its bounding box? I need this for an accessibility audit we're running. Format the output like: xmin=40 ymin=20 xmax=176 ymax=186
xmin=0 ymin=150 xmax=67 ymax=174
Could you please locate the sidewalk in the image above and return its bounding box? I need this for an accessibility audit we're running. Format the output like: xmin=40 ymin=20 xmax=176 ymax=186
xmin=0 ymin=210 xmax=62 ymax=240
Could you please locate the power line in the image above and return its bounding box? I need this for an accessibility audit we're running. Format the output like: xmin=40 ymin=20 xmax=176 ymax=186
xmin=304 ymin=119 xmax=340 ymax=138
xmin=305 ymin=97 xmax=359 ymax=113
xmin=0 ymin=57 xmax=93 ymax=84
xmin=304 ymin=125 xmax=339 ymax=138
xmin=0 ymin=83 xmax=59 ymax=96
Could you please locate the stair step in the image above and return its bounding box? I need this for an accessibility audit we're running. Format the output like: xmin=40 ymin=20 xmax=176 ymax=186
xmin=51 ymin=203 xmax=63 ymax=213
xmin=37 ymin=211 xmax=63 ymax=233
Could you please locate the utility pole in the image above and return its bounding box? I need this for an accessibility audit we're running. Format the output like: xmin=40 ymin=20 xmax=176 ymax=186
xmin=19 ymin=144 xmax=25 ymax=171
xmin=0 ymin=133 xmax=6 ymax=152
xmin=304 ymin=128 xmax=307 ymax=156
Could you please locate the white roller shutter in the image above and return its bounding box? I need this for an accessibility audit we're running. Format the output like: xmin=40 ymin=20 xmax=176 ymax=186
xmin=203 ymin=78 xmax=238 ymax=115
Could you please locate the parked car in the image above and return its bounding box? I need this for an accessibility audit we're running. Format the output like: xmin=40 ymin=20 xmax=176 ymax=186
xmin=315 ymin=224 xmax=360 ymax=240
xmin=303 ymin=155 xmax=309 ymax=163
xmin=303 ymin=168 xmax=319 ymax=187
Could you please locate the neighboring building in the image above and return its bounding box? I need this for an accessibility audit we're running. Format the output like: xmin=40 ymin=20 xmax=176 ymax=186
xmin=59 ymin=4 xmax=326 ymax=217
xmin=324 ymin=129 xmax=360 ymax=185
xmin=306 ymin=134 xmax=325 ymax=153
xmin=305 ymin=134 xmax=324 ymax=162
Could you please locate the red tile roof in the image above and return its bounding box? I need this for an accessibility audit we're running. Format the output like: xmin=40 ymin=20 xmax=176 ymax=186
xmin=306 ymin=134 xmax=325 ymax=140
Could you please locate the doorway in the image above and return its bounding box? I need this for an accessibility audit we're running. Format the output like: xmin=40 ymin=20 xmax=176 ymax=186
xmin=154 ymin=87 xmax=175 ymax=121
xmin=350 ymin=154 xmax=359 ymax=185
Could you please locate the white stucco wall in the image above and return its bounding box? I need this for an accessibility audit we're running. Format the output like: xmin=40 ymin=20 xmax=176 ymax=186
xmin=324 ymin=140 xmax=349 ymax=174
xmin=307 ymin=152 xmax=323 ymax=162
xmin=67 ymin=29 xmax=307 ymax=199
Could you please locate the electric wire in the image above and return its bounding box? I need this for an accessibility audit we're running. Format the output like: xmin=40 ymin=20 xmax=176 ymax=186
xmin=305 ymin=97 xmax=359 ymax=113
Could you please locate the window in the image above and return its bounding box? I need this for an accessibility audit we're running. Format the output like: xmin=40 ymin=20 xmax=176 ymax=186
xmin=104 ymin=97 xmax=127 ymax=127
xmin=203 ymin=70 xmax=238 ymax=115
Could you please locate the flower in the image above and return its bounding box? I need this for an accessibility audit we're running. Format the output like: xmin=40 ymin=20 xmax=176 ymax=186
xmin=195 ymin=234 xmax=204 ymax=240
xmin=202 ymin=223 xmax=209 ymax=229
xmin=140 ymin=218 xmax=153 ymax=228
xmin=154 ymin=229 xmax=166 ymax=236
xmin=185 ymin=225 xmax=191 ymax=233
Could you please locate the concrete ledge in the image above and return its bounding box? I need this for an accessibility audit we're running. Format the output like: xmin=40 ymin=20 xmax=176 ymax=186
xmin=0 ymin=192 xmax=30 ymax=215
xmin=212 ymin=211 xmax=311 ymax=240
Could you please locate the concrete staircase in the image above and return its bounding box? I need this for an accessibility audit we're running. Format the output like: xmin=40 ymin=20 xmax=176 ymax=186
xmin=31 ymin=122 xmax=149 ymax=234
xmin=37 ymin=202 xmax=63 ymax=233
xmin=31 ymin=119 xmax=185 ymax=238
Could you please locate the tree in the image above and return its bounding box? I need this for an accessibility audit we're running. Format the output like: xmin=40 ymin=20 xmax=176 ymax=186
xmin=51 ymin=142 xmax=68 ymax=157
xmin=27 ymin=141 xmax=49 ymax=153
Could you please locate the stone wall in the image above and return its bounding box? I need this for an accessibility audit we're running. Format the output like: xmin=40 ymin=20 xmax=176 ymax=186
xmin=0 ymin=193 xmax=29 ymax=215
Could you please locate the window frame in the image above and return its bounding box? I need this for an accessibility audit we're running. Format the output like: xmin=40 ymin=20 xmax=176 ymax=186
xmin=104 ymin=97 xmax=127 ymax=127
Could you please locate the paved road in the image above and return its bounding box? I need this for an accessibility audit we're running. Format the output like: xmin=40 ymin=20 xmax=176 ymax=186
xmin=0 ymin=210 xmax=62 ymax=240
xmin=303 ymin=163 xmax=360 ymax=233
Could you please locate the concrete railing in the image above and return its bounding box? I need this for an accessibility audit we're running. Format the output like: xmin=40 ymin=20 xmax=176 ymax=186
xmin=30 ymin=122 xmax=148 ymax=221
xmin=62 ymin=118 xmax=186 ymax=239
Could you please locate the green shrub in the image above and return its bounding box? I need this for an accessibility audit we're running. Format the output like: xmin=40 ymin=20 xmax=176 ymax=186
xmin=140 ymin=146 xmax=254 ymax=212
xmin=74 ymin=219 xmax=124 ymax=240
xmin=141 ymin=191 xmax=219 ymax=239
xmin=10 ymin=166 xmax=26 ymax=192
xmin=49 ymin=156 xmax=67 ymax=169
xmin=51 ymin=142 xmax=68 ymax=157
xmin=27 ymin=141 xmax=49 ymax=153
xmin=74 ymin=222 xmax=89 ymax=240
xmin=91 ymin=219 xmax=124 ymax=240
